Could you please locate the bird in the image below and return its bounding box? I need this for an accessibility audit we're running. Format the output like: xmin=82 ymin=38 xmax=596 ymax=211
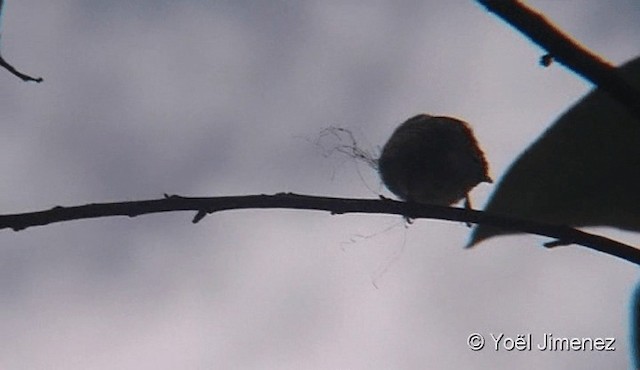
xmin=378 ymin=114 xmax=491 ymax=207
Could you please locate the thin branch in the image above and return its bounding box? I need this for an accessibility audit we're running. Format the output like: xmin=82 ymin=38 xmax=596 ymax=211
xmin=0 ymin=192 xmax=638 ymax=265
xmin=0 ymin=0 xmax=42 ymax=82
xmin=0 ymin=54 xmax=42 ymax=82
xmin=477 ymin=0 xmax=640 ymax=120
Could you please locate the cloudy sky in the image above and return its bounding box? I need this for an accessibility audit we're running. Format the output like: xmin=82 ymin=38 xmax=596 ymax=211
xmin=0 ymin=0 xmax=639 ymax=369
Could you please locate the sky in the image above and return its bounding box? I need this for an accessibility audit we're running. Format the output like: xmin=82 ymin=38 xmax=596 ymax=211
xmin=0 ymin=0 xmax=639 ymax=369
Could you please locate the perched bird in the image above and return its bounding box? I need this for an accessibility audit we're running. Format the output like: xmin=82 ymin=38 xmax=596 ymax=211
xmin=378 ymin=114 xmax=491 ymax=206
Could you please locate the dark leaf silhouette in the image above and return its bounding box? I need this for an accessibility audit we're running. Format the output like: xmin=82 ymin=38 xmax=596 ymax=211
xmin=469 ymin=56 xmax=640 ymax=247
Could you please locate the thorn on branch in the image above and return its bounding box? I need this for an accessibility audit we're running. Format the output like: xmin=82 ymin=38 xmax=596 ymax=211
xmin=540 ymin=54 xmax=553 ymax=67
xmin=192 ymin=210 xmax=208 ymax=224
xmin=544 ymin=239 xmax=571 ymax=248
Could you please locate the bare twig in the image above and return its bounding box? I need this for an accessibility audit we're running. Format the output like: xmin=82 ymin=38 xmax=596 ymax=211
xmin=0 ymin=0 xmax=42 ymax=82
xmin=0 ymin=192 xmax=637 ymax=265
xmin=477 ymin=0 xmax=640 ymax=120
xmin=0 ymin=54 xmax=42 ymax=82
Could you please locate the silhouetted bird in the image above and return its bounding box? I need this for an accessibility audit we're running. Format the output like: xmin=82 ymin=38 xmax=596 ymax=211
xmin=378 ymin=114 xmax=491 ymax=207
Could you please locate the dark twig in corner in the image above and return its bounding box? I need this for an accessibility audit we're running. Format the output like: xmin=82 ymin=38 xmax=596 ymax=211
xmin=477 ymin=0 xmax=640 ymax=120
xmin=0 ymin=0 xmax=42 ymax=82
xmin=0 ymin=193 xmax=637 ymax=265
xmin=0 ymin=54 xmax=43 ymax=82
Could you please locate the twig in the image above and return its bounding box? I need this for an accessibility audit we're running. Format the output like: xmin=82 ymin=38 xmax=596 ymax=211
xmin=477 ymin=0 xmax=640 ymax=120
xmin=0 ymin=0 xmax=43 ymax=82
xmin=0 ymin=192 xmax=637 ymax=265
xmin=0 ymin=54 xmax=42 ymax=82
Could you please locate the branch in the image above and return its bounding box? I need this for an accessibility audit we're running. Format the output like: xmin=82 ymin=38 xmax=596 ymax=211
xmin=477 ymin=0 xmax=640 ymax=121
xmin=1 ymin=192 xmax=638 ymax=265
xmin=0 ymin=0 xmax=42 ymax=82
xmin=0 ymin=53 xmax=42 ymax=82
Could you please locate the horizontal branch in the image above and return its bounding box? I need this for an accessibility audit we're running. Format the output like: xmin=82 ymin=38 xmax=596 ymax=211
xmin=1 ymin=192 xmax=638 ymax=265
xmin=477 ymin=0 xmax=640 ymax=120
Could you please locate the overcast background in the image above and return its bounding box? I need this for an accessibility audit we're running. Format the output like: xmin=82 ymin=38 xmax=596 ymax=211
xmin=0 ymin=0 xmax=639 ymax=369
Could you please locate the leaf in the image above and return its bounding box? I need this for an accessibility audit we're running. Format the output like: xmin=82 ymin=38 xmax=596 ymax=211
xmin=468 ymin=56 xmax=640 ymax=247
